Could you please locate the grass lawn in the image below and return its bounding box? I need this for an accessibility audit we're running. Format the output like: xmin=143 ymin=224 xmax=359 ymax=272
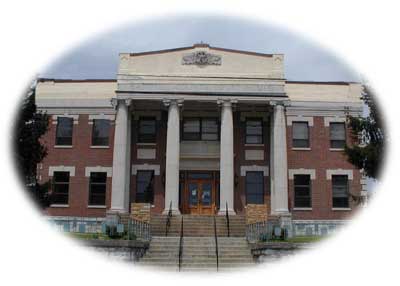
xmin=285 ymin=236 xmax=325 ymax=243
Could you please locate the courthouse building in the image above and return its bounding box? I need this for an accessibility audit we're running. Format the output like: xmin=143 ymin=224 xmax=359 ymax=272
xmin=36 ymin=44 xmax=366 ymax=236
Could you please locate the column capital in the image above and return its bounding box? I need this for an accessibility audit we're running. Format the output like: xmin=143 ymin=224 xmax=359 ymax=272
xmin=162 ymin=98 xmax=184 ymax=107
xmin=270 ymin=100 xmax=290 ymax=107
xmin=110 ymin=98 xmax=133 ymax=110
xmin=217 ymin=98 xmax=238 ymax=107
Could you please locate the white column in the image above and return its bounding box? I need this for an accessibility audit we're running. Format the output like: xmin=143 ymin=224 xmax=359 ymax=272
xmin=271 ymin=102 xmax=289 ymax=215
xmin=163 ymin=99 xmax=182 ymax=214
xmin=218 ymin=100 xmax=236 ymax=215
xmin=110 ymin=99 xmax=131 ymax=213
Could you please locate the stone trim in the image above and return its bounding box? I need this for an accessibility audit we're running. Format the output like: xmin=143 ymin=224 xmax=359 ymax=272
xmin=288 ymin=168 xmax=316 ymax=180
xmin=131 ymin=164 xmax=160 ymax=175
xmin=326 ymin=169 xmax=353 ymax=180
xmin=324 ymin=116 xmax=346 ymax=127
xmin=85 ymin=166 xmax=113 ymax=177
xmin=286 ymin=115 xmax=314 ymax=126
xmin=51 ymin=114 xmax=79 ymax=125
xmin=240 ymin=111 xmax=269 ymax=122
xmin=133 ymin=111 xmax=162 ymax=120
xmin=240 ymin=165 xmax=269 ymax=176
xmin=88 ymin=114 xmax=115 ymax=124
xmin=48 ymin=166 xmax=76 ymax=176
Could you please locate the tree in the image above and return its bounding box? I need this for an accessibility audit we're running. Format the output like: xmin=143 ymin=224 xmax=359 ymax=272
xmin=14 ymin=80 xmax=50 ymax=207
xmin=345 ymin=84 xmax=385 ymax=179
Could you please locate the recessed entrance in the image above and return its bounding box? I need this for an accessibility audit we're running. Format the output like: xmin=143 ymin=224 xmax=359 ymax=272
xmin=180 ymin=171 xmax=219 ymax=215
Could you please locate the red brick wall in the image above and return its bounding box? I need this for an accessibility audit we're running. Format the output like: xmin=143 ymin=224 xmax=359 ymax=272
xmin=39 ymin=115 xmax=114 ymax=217
xmin=287 ymin=116 xmax=361 ymax=220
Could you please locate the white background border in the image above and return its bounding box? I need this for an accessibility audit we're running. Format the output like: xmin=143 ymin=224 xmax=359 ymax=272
xmin=1 ymin=1 xmax=398 ymax=285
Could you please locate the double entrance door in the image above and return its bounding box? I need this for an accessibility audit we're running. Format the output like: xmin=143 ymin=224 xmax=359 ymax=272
xmin=181 ymin=171 xmax=218 ymax=215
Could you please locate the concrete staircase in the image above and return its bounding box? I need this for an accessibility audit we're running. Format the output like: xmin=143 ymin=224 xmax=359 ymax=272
xmin=150 ymin=215 xmax=246 ymax=237
xmin=139 ymin=215 xmax=254 ymax=271
xmin=138 ymin=236 xmax=254 ymax=271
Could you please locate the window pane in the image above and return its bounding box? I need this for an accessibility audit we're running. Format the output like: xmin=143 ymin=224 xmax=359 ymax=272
xmin=90 ymin=172 xmax=107 ymax=183
xmin=92 ymin=119 xmax=110 ymax=146
xmin=136 ymin=170 xmax=154 ymax=203
xmin=293 ymin=122 xmax=308 ymax=139
xmin=138 ymin=118 xmax=156 ymax=143
xmin=246 ymin=119 xmax=263 ymax=144
xmin=332 ymin=175 xmax=349 ymax=208
xmin=294 ymin=175 xmax=311 ymax=208
xmin=184 ymin=119 xmax=200 ymax=133
xmin=330 ymin=123 xmax=345 ymax=140
xmin=202 ymin=119 xmax=218 ymax=133
xmin=246 ymin=172 xmax=264 ymax=204
xmin=54 ymin=171 xmax=70 ymax=183
xmin=246 ymin=135 xmax=263 ymax=144
xmin=52 ymin=171 xmax=69 ymax=204
xmin=56 ymin=117 xmax=73 ymax=145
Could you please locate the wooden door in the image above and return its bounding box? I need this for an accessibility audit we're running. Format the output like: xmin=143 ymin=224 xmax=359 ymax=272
xmin=185 ymin=179 xmax=215 ymax=215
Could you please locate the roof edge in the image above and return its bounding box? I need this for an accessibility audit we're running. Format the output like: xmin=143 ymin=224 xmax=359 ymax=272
xmin=127 ymin=44 xmax=275 ymax=58
xmin=286 ymin=80 xmax=360 ymax=85
xmin=38 ymin=78 xmax=117 ymax=83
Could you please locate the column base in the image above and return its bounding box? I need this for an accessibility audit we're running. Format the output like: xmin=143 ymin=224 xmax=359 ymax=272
xmin=218 ymin=209 xmax=236 ymax=216
xmin=162 ymin=208 xmax=181 ymax=215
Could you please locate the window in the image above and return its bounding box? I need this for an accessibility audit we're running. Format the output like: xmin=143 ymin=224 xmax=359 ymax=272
xmin=55 ymin=117 xmax=73 ymax=145
xmin=201 ymin=119 xmax=219 ymax=140
xmin=332 ymin=175 xmax=349 ymax=208
xmin=138 ymin=117 xmax=156 ymax=143
xmin=292 ymin=122 xmax=309 ymax=148
xmin=88 ymin=172 xmax=107 ymax=206
xmin=92 ymin=119 xmax=110 ymax=146
xmin=245 ymin=171 xmax=264 ymax=204
xmin=182 ymin=118 xmax=219 ymax=141
xmin=52 ymin=171 xmax=70 ymax=204
xmin=330 ymin=122 xmax=346 ymax=149
xmin=136 ymin=170 xmax=155 ymax=203
xmin=245 ymin=118 xmax=263 ymax=144
xmin=294 ymin=175 xmax=311 ymax=208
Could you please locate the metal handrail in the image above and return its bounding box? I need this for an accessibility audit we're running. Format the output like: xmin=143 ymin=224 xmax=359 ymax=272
xmin=225 ymin=202 xmax=230 ymax=237
xmin=213 ymin=215 xmax=219 ymax=271
xmin=178 ymin=216 xmax=184 ymax=271
xmin=165 ymin=201 xmax=172 ymax=236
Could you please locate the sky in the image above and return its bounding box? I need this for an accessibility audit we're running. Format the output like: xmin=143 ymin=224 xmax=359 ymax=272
xmin=42 ymin=15 xmax=361 ymax=82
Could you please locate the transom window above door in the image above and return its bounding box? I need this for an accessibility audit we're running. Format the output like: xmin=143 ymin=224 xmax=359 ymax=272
xmin=182 ymin=117 xmax=219 ymax=141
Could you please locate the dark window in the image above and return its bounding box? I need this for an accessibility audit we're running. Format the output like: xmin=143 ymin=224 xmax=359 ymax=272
xmin=292 ymin=122 xmax=309 ymax=148
xmin=138 ymin=117 xmax=156 ymax=143
xmin=88 ymin=172 xmax=107 ymax=206
xmin=187 ymin=172 xmax=213 ymax=179
xmin=136 ymin=170 xmax=155 ymax=203
xmin=183 ymin=118 xmax=201 ymax=140
xmin=246 ymin=171 xmax=264 ymax=204
xmin=201 ymin=118 xmax=219 ymax=140
xmin=332 ymin=175 xmax=349 ymax=208
xmin=294 ymin=175 xmax=311 ymax=208
xmin=92 ymin=119 xmax=110 ymax=146
xmin=55 ymin=117 xmax=73 ymax=145
xmin=330 ymin=122 xmax=346 ymax=149
xmin=182 ymin=118 xmax=219 ymax=141
xmin=52 ymin=171 xmax=70 ymax=204
xmin=245 ymin=118 xmax=263 ymax=144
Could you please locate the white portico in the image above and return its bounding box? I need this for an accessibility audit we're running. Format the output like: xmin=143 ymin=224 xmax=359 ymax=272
xmin=109 ymin=44 xmax=291 ymax=217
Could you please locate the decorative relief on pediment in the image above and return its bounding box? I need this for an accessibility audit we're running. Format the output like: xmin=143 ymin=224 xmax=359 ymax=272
xmin=182 ymin=51 xmax=222 ymax=66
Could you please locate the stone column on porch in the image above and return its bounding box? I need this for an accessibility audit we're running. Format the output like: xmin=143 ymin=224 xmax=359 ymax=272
xmin=163 ymin=99 xmax=183 ymax=215
xmin=218 ymin=99 xmax=236 ymax=215
xmin=270 ymin=101 xmax=291 ymax=236
xmin=109 ymin=98 xmax=132 ymax=214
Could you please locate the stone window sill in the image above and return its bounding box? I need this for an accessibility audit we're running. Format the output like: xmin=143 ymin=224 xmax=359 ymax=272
xmin=137 ymin=142 xmax=157 ymax=146
xmin=50 ymin=204 xmax=69 ymax=208
xmin=332 ymin=208 xmax=352 ymax=211
xmin=244 ymin=144 xmax=264 ymax=147
xmin=293 ymin=207 xmax=312 ymax=211
xmin=54 ymin=145 xmax=73 ymax=149
xmin=88 ymin=205 xmax=107 ymax=209
xmin=292 ymin=147 xmax=311 ymax=151
xmin=90 ymin=146 xmax=109 ymax=149
xmin=330 ymin=148 xmax=345 ymax=152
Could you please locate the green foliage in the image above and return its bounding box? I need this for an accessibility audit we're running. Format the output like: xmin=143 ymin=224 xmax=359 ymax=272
xmin=345 ymin=85 xmax=385 ymax=179
xmin=14 ymin=80 xmax=50 ymax=207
